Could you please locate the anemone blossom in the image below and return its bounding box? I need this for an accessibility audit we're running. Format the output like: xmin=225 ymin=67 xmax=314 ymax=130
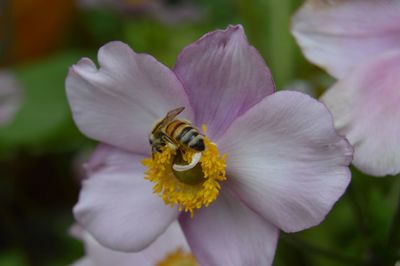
xmin=292 ymin=0 xmax=400 ymax=176
xmin=66 ymin=25 xmax=352 ymax=265
xmin=71 ymin=222 xmax=197 ymax=266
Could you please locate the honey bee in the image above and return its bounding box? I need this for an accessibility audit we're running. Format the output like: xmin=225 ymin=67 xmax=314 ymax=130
xmin=149 ymin=107 xmax=205 ymax=155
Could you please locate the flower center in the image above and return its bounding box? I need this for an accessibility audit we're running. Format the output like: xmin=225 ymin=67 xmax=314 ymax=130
xmin=142 ymin=126 xmax=227 ymax=217
xmin=155 ymin=248 xmax=198 ymax=266
xmin=172 ymin=150 xmax=204 ymax=185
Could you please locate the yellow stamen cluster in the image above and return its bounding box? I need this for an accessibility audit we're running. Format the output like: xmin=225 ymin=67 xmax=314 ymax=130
xmin=142 ymin=137 xmax=227 ymax=217
xmin=156 ymin=248 xmax=198 ymax=266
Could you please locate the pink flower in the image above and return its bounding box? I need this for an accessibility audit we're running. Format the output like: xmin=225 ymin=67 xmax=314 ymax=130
xmin=66 ymin=25 xmax=352 ymax=265
xmin=292 ymin=0 xmax=400 ymax=176
xmin=70 ymin=221 xmax=197 ymax=266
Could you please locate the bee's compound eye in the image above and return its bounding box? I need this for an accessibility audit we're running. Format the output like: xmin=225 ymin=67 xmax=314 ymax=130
xmin=149 ymin=139 xmax=153 ymax=145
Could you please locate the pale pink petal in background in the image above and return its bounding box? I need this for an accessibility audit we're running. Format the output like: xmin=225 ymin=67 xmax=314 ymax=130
xmin=145 ymin=0 xmax=204 ymax=25
xmin=74 ymin=145 xmax=179 ymax=252
xmin=0 ymin=70 xmax=22 ymax=126
xmin=78 ymin=0 xmax=204 ymax=25
xmin=180 ymin=190 xmax=278 ymax=266
xmin=321 ymin=51 xmax=400 ymax=176
xmin=292 ymin=0 xmax=400 ymax=79
xmin=66 ymin=41 xmax=193 ymax=155
xmin=174 ymin=25 xmax=275 ymax=140
xmin=219 ymin=91 xmax=352 ymax=232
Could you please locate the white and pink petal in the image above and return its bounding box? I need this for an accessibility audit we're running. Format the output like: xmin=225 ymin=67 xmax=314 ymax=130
xmin=66 ymin=41 xmax=194 ymax=155
xmin=321 ymin=50 xmax=400 ymax=176
xmin=70 ymin=222 xmax=189 ymax=266
xmin=219 ymin=91 xmax=352 ymax=232
xmin=73 ymin=144 xmax=179 ymax=252
xmin=180 ymin=189 xmax=278 ymax=266
xmin=174 ymin=25 xmax=275 ymax=141
xmin=292 ymin=0 xmax=400 ymax=79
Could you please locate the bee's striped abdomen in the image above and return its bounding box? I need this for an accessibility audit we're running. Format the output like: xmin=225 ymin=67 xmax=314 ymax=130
xmin=187 ymin=132 xmax=205 ymax=151
xmin=165 ymin=120 xmax=186 ymax=140
xmin=165 ymin=120 xmax=205 ymax=151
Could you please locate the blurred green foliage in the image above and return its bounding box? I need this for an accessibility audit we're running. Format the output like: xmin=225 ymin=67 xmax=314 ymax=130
xmin=1 ymin=0 xmax=399 ymax=265
xmin=0 ymin=52 xmax=89 ymax=155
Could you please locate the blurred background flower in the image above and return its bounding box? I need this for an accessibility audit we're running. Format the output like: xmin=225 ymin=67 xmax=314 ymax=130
xmin=292 ymin=0 xmax=400 ymax=176
xmin=1 ymin=0 xmax=400 ymax=265
xmin=0 ymin=70 xmax=22 ymax=126
xmin=78 ymin=0 xmax=204 ymax=25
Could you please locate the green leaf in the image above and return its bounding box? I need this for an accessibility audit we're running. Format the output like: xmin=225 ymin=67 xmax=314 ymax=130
xmin=0 ymin=250 xmax=28 ymax=266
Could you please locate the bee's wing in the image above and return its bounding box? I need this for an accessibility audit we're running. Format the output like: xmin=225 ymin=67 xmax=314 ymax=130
xmin=165 ymin=107 xmax=185 ymax=120
xmin=152 ymin=107 xmax=185 ymax=133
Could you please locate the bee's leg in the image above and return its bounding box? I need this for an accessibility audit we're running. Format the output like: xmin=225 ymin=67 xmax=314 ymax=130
xmin=151 ymin=146 xmax=158 ymax=159
xmin=162 ymin=135 xmax=178 ymax=150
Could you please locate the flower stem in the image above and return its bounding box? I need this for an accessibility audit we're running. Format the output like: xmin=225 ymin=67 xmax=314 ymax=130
xmin=387 ymin=186 xmax=400 ymax=247
xmin=347 ymin=182 xmax=370 ymax=240
xmin=281 ymin=233 xmax=366 ymax=265
xmin=347 ymin=180 xmax=383 ymax=266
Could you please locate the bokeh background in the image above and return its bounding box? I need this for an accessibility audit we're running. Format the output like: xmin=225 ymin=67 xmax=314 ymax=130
xmin=1 ymin=0 xmax=399 ymax=265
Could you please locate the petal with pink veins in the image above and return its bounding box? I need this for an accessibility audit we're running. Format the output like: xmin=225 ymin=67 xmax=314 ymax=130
xmin=180 ymin=189 xmax=278 ymax=266
xmin=321 ymin=51 xmax=400 ymax=176
xmin=66 ymin=41 xmax=193 ymax=155
xmin=73 ymin=144 xmax=179 ymax=252
xmin=292 ymin=0 xmax=400 ymax=79
xmin=218 ymin=91 xmax=352 ymax=232
xmin=71 ymin=222 xmax=189 ymax=266
xmin=174 ymin=25 xmax=275 ymax=140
